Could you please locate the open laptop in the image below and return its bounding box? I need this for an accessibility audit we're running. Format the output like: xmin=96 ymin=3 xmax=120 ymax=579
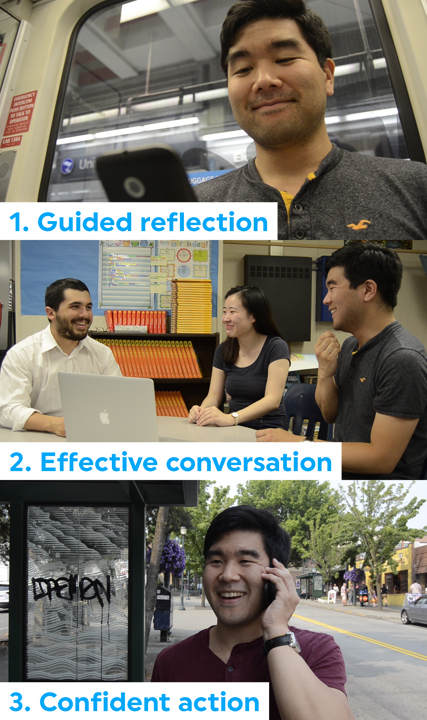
xmin=58 ymin=373 xmax=159 ymax=442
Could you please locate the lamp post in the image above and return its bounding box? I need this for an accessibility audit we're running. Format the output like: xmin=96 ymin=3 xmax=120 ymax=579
xmin=178 ymin=526 xmax=187 ymax=611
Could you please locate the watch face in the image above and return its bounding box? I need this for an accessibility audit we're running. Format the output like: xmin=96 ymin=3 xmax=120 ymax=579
xmin=289 ymin=633 xmax=301 ymax=652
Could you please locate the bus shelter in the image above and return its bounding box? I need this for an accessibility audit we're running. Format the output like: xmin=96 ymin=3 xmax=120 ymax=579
xmin=298 ymin=571 xmax=324 ymax=600
xmin=1 ymin=480 xmax=198 ymax=682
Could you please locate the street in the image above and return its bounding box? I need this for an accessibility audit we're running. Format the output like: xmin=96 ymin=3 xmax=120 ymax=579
xmin=293 ymin=602 xmax=425 ymax=719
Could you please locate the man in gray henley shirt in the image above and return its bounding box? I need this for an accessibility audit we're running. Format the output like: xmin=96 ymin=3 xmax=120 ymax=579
xmin=257 ymin=244 xmax=427 ymax=479
xmin=195 ymin=0 xmax=427 ymax=241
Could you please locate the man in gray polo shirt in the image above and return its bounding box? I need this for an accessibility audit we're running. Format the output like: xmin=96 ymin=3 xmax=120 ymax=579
xmin=257 ymin=244 xmax=427 ymax=479
xmin=195 ymin=0 xmax=427 ymax=240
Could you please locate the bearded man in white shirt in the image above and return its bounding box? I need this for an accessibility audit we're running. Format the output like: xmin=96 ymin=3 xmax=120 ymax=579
xmin=0 ymin=278 xmax=121 ymax=436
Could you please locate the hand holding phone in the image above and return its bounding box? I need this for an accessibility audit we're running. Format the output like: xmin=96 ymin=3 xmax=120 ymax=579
xmin=96 ymin=144 xmax=197 ymax=202
xmin=263 ymin=578 xmax=277 ymax=608
xmin=263 ymin=557 xmax=277 ymax=608
xmin=261 ymin=559 xmax=299 ymax=635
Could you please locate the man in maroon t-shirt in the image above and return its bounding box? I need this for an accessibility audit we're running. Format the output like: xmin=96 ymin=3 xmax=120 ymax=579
xmin=152 ymin=506 xmax=353 ymax=720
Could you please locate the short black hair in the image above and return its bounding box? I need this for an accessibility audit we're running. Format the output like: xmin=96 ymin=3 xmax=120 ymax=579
xmin=220 ymin=0 xmax=333 ymax=75
xmin=45 ymin=278 xmax=90 ymax=312
xmin=204 ymin=505 xmax=291 ymax=566
xmin=324 ymin=243 xmax=403 ymax=309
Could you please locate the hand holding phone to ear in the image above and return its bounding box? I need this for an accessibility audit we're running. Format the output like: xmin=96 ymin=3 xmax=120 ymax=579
xmin=261 ymin=558 xmax=300 ymax=641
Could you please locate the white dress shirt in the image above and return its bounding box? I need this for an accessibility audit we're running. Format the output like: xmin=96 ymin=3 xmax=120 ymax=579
xmin=0 ymin=325 xmax=121 ymax=431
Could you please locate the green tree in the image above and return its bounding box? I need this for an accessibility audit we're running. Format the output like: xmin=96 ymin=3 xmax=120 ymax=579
xmin=145 ymin=506 xmax=170 ymax=654
xmin=237 ymin=480 xmax=341 ymax=566
xmin=340 ymin=481 xmax=426 ymax=609
xmin=306 ymin=518 xmax=345 ymax=587
xmin=146 ymin=506 xmax=195 ymax=591
xmin=184 ymin=480 xmax=236 ymax=605
xmin=146 ymin=506 xmax=193 ymax=541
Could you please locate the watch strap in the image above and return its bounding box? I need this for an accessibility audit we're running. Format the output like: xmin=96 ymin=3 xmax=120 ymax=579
xmin=264 ymin=632 xmax=301 ymax=655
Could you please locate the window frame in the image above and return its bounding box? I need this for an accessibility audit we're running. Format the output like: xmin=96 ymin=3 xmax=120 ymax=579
xmin=369 ymin=0 xmax=426 ymax=163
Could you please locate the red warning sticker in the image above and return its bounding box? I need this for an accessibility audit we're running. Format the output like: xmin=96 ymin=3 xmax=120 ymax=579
xmin=3 ymin=91 xmax=37 ymax=137
xmin=1 ymin=135 xmax=22 ymax=148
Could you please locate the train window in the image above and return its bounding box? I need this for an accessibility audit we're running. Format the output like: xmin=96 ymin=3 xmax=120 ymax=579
xmin=45 ymin=0 xmax=415 ymax=202
xmin=0 ymin=8 xmax=20 ymax=92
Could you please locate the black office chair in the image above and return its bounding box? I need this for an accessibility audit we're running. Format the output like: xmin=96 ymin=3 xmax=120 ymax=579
xmin=284 ymin=383 xmax=331 ymax=440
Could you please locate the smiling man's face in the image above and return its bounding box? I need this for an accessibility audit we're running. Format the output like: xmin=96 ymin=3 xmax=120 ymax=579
xmin=203 ymin=530 xmax=269 ymax=630
xmin=323 ymin=266 xmax=365 ymax=333
xmin=47 ymin=288 xmax=93 ymax=342
xmin=226 ymin=18 xmax=334 ymax=149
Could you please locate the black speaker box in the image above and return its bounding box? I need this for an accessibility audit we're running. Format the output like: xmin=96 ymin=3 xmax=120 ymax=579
xmin=244 ymin=255 xmax=312 ymax=341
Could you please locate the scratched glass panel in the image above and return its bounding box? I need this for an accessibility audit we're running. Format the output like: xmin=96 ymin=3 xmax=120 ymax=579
xmin=26 ymin=506 xmax=129 ymax=681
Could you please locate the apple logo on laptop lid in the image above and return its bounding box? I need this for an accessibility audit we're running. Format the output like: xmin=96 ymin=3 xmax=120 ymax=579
xmin=100 ymin=409 xmax=110 ymax=425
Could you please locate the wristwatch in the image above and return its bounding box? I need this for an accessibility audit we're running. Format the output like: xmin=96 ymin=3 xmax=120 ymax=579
xmin=231 ymin=412 xmax=239 ymax=426
xmin=264 ymin=632 xmax=301 ymax=656
xmin=302 ymin=436 xmax=314 ymax=442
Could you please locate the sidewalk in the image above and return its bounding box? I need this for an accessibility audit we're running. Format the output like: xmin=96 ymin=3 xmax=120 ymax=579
xmin=146 ymin=596 xmax=215 ymax=680
xmin=298 ymin=597 xmax=401 ymax=622
xmin=0 ymin=645 xmax=7 ymax=682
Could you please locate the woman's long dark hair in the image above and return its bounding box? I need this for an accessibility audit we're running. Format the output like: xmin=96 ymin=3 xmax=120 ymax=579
xmin=222 ymin=285 xmax=282 ymax=364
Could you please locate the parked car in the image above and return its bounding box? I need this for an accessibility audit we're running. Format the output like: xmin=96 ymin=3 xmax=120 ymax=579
xmin=401 ymin=595 xmax=427 ymax=625
xmin=0 ymin=583 xmax=9 ymax=612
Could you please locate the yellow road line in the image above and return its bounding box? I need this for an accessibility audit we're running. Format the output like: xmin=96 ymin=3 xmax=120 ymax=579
xmin=293 ymin=614 xmax=427 ymax=662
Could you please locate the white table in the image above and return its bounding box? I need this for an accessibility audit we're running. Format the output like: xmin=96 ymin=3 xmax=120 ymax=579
xmin=0 ymin=416 xmax=256 ymax=443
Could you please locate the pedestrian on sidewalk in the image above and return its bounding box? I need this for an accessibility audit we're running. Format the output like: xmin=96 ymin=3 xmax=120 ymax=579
xmin=359 ymin=584 xmax=368 ymax=607
xmin=381 ymin=584 xmax=388 ymax=607
xmin=340 ymin=583 xmax=348 ymax=607
xmin=370 ymin=588 xmax=377 ymax=607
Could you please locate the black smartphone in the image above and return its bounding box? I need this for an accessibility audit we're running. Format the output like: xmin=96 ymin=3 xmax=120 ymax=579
xmin=95 ymin=144 xmax=197 ymax=202
xmin=263 ymin=561 xmax=277 ymax=608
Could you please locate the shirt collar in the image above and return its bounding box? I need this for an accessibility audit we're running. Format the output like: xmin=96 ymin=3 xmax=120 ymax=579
xmin=41 ymin=324 xmax=90 ymax=355
xmin=350 ymin=321 xmax=400 ymax=356
xmin=245 ymin=144 xmax=342 ymax=185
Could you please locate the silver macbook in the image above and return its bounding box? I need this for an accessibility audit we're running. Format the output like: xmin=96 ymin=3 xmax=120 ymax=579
xmin=58 ymin=373 xmax=159 ymax=442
